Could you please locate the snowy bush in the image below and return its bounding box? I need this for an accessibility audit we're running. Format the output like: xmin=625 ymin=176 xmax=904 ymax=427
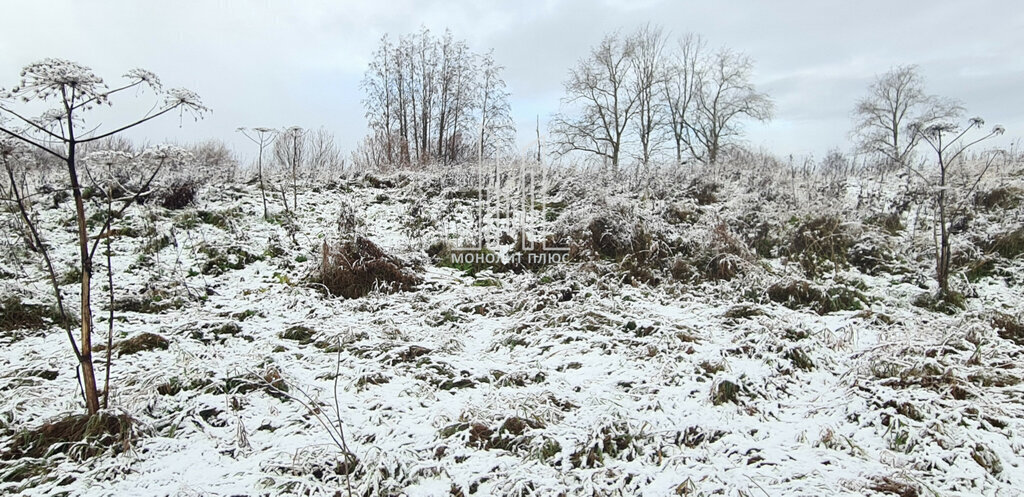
xmin=314 ymin=237 xmax=421 ymax=298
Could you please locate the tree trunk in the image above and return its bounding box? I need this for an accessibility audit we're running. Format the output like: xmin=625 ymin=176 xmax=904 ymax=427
xmin=67 ymin=146 xmax=101 ymax=415
xmin=937 ymin=175 xmax=950 ymax=295
xmin=611 ymin=146 xmax=619 ymax=179
xmin=892 ymin=111 xmax=900 ymax=166
xmin=708 ymin=132 xmax=719 ymax=164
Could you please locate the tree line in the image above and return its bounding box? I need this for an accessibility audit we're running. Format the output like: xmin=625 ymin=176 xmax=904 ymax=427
xmin=358 ymin=25 xmax=776 ymax=171
xmin=551 ymin=25 xmax=774 ymax=171
xmin=358 ymin=28 xmax=515 ymax=168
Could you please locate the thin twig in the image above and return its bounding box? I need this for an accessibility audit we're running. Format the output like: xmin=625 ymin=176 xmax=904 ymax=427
xmin=333 ymin=338 xmax=353 ymax=497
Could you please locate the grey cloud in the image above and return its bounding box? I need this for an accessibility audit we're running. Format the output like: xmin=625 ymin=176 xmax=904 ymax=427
xmin=1 ymin=0 xmax=1020 ymax=162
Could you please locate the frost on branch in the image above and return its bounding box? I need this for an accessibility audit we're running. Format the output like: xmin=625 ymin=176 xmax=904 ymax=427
xmin=86 ymin=150 xmax=134 ymax=166
xmin=123 ymin=68 xmax=162 ymax=91
xmin=85 ymin=150 xmax=136 ymax=187
xmin=15 ymin=58 xmax=107 ymax=104
xmin=35 ymin=108 xmax=72 ymax=129
xmin=0 ymin=135 xmax=24 ymax=156
xmin=164 ymin=88 xmax=209 ymax=120
xmin=141 ymin=144 xmax=193 ymax=167
xmin=923 ymin=122 xmax=957 ymax=137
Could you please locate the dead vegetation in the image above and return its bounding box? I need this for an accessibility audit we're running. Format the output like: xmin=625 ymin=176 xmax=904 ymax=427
xmin=986 ymin=227 xmax=1024 ymax=260
xmin=568 ymin=422 xmax=645 ymax=469
xmin=158 ymin=177 xmax=200 ymax=210
xmin=865 ymin=212 xmax=903 ymax=235
xmin=974 ymin=186 xmax=1022 ymax=210
xmin=991 ymin=312 xmax=1024 ymax=345
xmin=912 ymin=290 xmax=966 ymax=315
xmin=199 ymin=244 xmax=261 ymax=276
xmin=280 ymin=325 xmax=316 ymax=344
xmin=314 ymin=236 xmax=421 ymax=299
xmin=711 ymin=379 xmax=744 ymax=405
xmin=206 ymin=366 xmax=290 ymax=399
xmin=581 ymin=214 xmax=657 ymax=263
xmin=438 ymin=416 xmax=546 ymax=454
xmin=785 ymin=216 xmax=854 ymax=278
xmin=867 ymin=476 xmax=919 ymax=497
xmin=0 ymin=142 xmax=1020 ymax=496
xmin=669 ymin=222 xmax=755 ymax=283
xmin=687 ymin=179 xmax=721 ymax=205
xmin=1 ymin=412 xmax=136 ymax=461
xmin=766 ymin=280 xmax=866 ymax=315
xmin=0 ymin=296 xmax=72 ymax=332
xmin=430 ymin=241 xmax=503 ymax=276
xmin=96 ymin=332 xmax=170 ymax=357
xmin=847 ymin=233 xmax=900 ymax=276
xmin=112 ymin=293 xmax=186 ymax=314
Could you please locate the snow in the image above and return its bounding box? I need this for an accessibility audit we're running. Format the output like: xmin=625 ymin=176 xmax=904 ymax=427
xmin=1 ymin=160 xmax=1023 ymax=496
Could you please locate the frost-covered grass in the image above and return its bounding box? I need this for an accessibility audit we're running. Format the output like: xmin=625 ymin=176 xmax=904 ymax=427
xmin=1 ymin=159 xmax=1023 ymax=496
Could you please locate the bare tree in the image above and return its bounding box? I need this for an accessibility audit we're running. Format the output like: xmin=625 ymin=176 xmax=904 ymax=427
xmin=663 ymin=33 xmax=706 ymax=165
xmin=550 ymin=30 xmax=638 ymax=174
xmin=363 ymin=34 xmax=397 ymax=165
xmin=352 ymin=130 xmax=390 ymax=171
xmin=307 ymin=127 xmax=343 ymax=181
xmin=852 ymin=65 xmax=963 ymax=168
xmin=478 ymin=50 xmax=516 ymax=160
xmin=190 ymin=139 xmax=239 ymax=183
xmin=446 ymin=43 xmax=479 ymax=163
xmin=909 ymin=117 xmax=1005 ymax=296
xmin=0 ymin=59 xmax=205 ymax=414
xmin=629 ymin=24 xmax=669 ymax=168
xmin=394 ymin=36 xmax=414 ymax=165
xmin=361 ymin=28 xmax=510 ymax=169
xmin=237 ymin=127 xmax=277 ymax=220
xmin=553 ymin=27 xmax=770 ymax=169
xmin=415 ymin=27 xmax=437 ymax=164
xmin=685 ymin=48 xmax=773 ymax=164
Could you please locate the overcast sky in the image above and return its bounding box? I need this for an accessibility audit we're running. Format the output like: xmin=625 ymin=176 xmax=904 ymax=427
xmin=1 ymin=0 xmax=1022 ymax=164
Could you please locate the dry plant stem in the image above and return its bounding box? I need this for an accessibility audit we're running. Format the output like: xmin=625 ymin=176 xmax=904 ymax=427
xmin=2 ymin=153 xmax=87 ymax=404
xmin=260 ymin=361 xmax=355 ymax=497
xmin=237 ymin=128 xmax=276 ymax=221
xmin=279 ymin=182 xmax=290 ymax=215
xmin=103 ymin=185 xmax=114 ymax=409
xmin=1 ymin=62 xmax=206 ymax=415
xmin=87 ymin=157 xmax=167 ymax=261
xmin=92 ymin=157 xmax=167 ymax=410
xmin=258 ymin=380 xmax=343 ymax=449
xmin=333 ymin=338 xmax=353 ymax=497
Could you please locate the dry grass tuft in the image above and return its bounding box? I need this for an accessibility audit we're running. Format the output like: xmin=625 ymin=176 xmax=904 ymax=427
xmin=314 ymin=237 xmax=421 ymax=299
xmin=1 ymin=412 xmax=135 ymax=461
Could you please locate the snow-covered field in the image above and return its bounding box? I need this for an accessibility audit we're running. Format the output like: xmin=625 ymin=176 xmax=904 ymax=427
xmin=1 ymin=160 xmax=1023 ymax=496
